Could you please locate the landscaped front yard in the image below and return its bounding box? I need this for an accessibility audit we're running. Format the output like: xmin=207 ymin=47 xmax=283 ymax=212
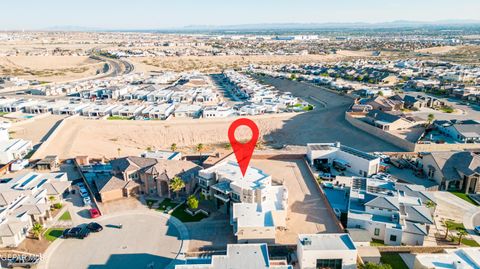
xmin=370 ymin=239 xmax=386 ymax=246
xmin=171 ymin=204 xmax=208 ymax=223
xmin=450 ymin=191 xmax=478 ymax=205
xmin=442 ymin=220 xmax=480 ymax=247
xmin=156 ymin=198 xmax=178 ymax=212
xmin=44 ymin=228 xmax=65 ymax=242
xmin=380 ymin=253 xmax=408 ymax=269
xmin=154 ymin=198 xmax=208 ymax=222
xmin=59 ymin=211 xmax=72 ymax=221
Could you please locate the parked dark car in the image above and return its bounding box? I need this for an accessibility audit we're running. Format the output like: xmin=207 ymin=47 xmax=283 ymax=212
xmin=62 ymin=226 xmax=90 ymax=239
xmin=6 ymin=255 xmax=40 ymax=268
xmin=87 ymin=222 xmax=103 ymax=232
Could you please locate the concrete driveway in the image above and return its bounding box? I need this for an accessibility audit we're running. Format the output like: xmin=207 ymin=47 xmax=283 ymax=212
xmin=433 ymin=192 xmax=480 ymax=244
xmin=42 ymin=211 xmax=188 ymax=269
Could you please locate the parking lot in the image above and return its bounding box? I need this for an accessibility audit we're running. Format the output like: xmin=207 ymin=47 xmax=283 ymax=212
xmin=43 ymin=211 xmax=186 ymax=269
xmin=251 ymin=158 xmax=342 ymax=244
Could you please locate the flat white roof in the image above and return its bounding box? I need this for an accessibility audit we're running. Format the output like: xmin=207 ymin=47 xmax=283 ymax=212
xmin=233 ymin=185 xmax=286 ymax=228
xmin=201 ymin=161 xmax=270 ymax=191
xmin=298 ymin=233 xmax=356 ymax=251
xmin=416 ymin=248 xmax=480 ymax=269
xmin=178 ymin=243 xmax=292 ymax=269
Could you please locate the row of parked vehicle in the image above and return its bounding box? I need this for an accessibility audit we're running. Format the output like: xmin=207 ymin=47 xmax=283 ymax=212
xmin=77 ymin=182 xmax=92 ymax=206
xmin=319 ymin=171 xmax=396 ymax=182
xmin=62 ymin=222 xmax=103 ymax=239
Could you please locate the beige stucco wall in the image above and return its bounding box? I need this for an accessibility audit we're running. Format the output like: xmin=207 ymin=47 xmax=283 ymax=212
xmin=345 ymin=113 xmax=415 ymax=151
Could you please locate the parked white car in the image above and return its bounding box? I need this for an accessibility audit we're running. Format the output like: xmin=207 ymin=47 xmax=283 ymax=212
xmin=83 ymin=196 xmax=91 ymax=206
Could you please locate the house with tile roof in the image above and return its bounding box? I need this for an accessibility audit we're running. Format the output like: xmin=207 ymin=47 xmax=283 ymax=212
xmin=346 ymin=177 xmax=434 ymax=246
xmin=95 ymin=156 xmax=201 ymax=202
xmin=421 ymin=151 xmax=480 ymax=192
xmin=434 ymin=119 xmax=480 ymax=144
xmin=362 ymin=96 xmax=404 ymax=112
xmin=0 ymin=171 xmax=71 ymax=247
xmin=364 ymin=110 xmax=414 ymax=131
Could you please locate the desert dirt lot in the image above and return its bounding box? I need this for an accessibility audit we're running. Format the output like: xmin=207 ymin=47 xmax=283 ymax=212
xmin=31 ymin=114 xmax=294 ymax=159
xmin=9 ymin=114 xmax=66 ymax=146
xmin=130 ymin=53 xmax=367 ymax=73
xmin=251 ymin=158 xmax=342 ymax=244
xmin=29 ymin=77 xmax=401 ymax=159
xmin=415 ymin=46 xmax=460 ymax=55
xmin=0 ymin=56 xmax=105 ymax=82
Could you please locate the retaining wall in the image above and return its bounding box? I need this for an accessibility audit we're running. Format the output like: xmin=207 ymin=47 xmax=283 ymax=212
xmin=346 ymin=112 xmax=480 ymax=152
xmin=345 ymin=113 xmax=415 ymax=151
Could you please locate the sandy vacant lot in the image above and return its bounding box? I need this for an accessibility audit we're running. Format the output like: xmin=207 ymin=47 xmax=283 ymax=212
xmin=29 ymin=76 xmax=402 ymax=159
xmin=9 ymin=114 xmax=66 ymax=146
xmin=130 ymin=53 xmax=366 ymax=73
xmin=415 ymin=46 xmax=460 ymax=54
xmin=32 ymin=114 xmax=294 ymax=159
xmin=0 ymin=56 xmax=105 ymax=82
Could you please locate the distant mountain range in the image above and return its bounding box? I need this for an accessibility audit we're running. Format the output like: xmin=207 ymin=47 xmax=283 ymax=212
xmin=40 ymin=20 xmax=480 ymax=32
xmin=181 ymin=20 xmax=480 ymax=31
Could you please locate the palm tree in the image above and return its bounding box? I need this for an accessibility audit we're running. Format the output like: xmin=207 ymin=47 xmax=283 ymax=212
xmin=425 ymin=200 xmax=435 ymax=208
xmin=457 ymin=228 xmax=468 ymax=245
xmin=48 ymin=196 xmax=56 ymax=204
xmin=117 ymin=147 xmax=121 ymax=157
xmin=169 ymin=176 xmax=185 ymax=199
xmin=426 ymin=113 xmax=435 ymax=127
xmin=224 ymin=143 xmax=232 ymax=150
xmin=196 ymin=143 xmax=204 ymax=155
xmin=170 ymin=143 xmax=177 ymax=152
xmin=444 ymin=220 xmax=455 ymax=239
xmin=425 ymin=200 xmax=437 ymax=212
xmin=31 ymin=223 xmax=44 ymax=240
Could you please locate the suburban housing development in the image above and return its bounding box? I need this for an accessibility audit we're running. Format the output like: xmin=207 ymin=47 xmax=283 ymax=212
xmin=1 ymin=5 xmax=480 ymax=268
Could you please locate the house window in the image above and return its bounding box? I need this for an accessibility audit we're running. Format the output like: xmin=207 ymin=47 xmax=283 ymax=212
xmin=390 ymin=235 xmax=397 ymax=242
xmin=316 ymin=259 xmax=342 ymax=269
xmin=374 ymin=228 xmax=380 ymax=236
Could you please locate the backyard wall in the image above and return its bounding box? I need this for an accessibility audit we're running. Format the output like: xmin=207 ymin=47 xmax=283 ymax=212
xmin=345 ymin=113 xmax=415 ymax=151
xmin=346 ymin=113 xmax=480 ymax=152
xmin=414 ymin=142 xmax=480 ymax=152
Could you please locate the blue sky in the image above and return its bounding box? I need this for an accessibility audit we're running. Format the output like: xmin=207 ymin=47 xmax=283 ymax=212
xmin=2 ymin=0 xmax=480 ymax=30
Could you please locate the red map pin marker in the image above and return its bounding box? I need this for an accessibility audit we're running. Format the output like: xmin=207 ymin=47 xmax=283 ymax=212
xmin=228 ymin=118 xmax=259 ymax=177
